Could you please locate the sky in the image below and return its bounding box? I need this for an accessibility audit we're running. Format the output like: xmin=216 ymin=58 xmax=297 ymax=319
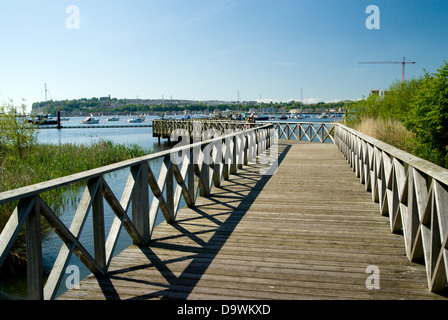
xmin=0 ymin=0 xmax=447 ymax=111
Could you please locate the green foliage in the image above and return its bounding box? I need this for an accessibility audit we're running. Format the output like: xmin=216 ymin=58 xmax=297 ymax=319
xmin=0 ymin=101 xmax=39 ymax=159
xmin=349 ymin=60 xmax=448 ymax=168
xmin=403 ymin=61 xmax=448 ymax=166
xmin=348 ymin=78 xmax=423 ymax=125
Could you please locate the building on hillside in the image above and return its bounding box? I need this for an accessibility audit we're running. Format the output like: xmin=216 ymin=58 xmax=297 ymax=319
xmin=370 ymin=89 xmax=388 ymax=97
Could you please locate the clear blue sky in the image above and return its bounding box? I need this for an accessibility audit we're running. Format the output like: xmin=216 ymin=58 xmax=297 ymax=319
xmin=0 ymin=0 xmax=447 ymax=111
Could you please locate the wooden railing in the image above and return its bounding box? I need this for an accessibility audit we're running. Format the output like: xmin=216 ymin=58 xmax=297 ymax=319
xmin=152 ymin=119 xmax=260 ymax=139
xmin=334 ymin=123 xmax=448 ymax=292
xmin=152 ymin=119 xmax=335 ymax=143
xmin=0 ymin=124 xmax=274 ymax=300
xmin=265 ymin=122 xmax=335 ymax=143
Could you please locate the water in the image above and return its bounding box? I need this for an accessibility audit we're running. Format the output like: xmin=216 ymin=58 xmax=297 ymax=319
xmin=0 ymin=113 xmax=341 ymax=299
xmin=37 ymin=115 xmax=168 ymax=152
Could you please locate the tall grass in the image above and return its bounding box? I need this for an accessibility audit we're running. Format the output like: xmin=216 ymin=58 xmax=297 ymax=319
xmin=351 ymin=116 xmax=447 ymax=168
xmin=0 ymin=140 xmax=151 ymax=276
xmin=353 ymin=117 xmax=418 ymax=155
xmin=1 ymin=140 xmax=148 ymax=192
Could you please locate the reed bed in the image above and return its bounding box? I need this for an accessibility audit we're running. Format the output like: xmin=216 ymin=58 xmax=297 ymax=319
xmin=0 ymin=140 xmax=151 ymax=276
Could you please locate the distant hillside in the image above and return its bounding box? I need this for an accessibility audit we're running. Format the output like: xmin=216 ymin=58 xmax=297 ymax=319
xmin=31 ymin=96 xmax=354 ymax=116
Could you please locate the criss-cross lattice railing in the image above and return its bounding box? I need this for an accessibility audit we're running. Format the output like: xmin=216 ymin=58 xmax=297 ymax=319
xmin=335 ymin=123 xmax=448 ymax=292
xmin=152 ymin=119 xmax=259 ymax=139
xmin=0 ymin=124 xmax=274 ymax=300
xmin=269 ymin=122 xmax=335 ymax=143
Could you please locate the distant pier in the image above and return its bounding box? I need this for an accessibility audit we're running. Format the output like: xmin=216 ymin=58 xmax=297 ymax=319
xmin=152 ymin=119 xmax=259 ymax=142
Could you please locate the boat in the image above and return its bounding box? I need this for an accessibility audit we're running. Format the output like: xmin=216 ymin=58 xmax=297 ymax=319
xmin=278 ymin=114 xmax=288 ymax=120
xmin=27 ymin=114 xmax=58 ymax=125
xmin=107 ymin=115 xmax=120 ymax=121
xmin=128 ymin=115 xmax=145 ymax=123
xmin=254 ymin=114 xmax=270 ymax=121
xmin=128 ymin=117 xmax=143 ymax=123
xmin=82 ymin=116 xmax=99 ymax=124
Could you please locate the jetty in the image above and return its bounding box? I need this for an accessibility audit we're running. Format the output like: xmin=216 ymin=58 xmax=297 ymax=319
xmin=152 ymin=119 xmax=259 ymax=143
xmin=1 ymin=121 xmax=448 ymax=300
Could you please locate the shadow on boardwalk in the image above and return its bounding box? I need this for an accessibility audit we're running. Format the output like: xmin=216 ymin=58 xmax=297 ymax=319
xmin=94 ymin=143 xmax=293 ymax=300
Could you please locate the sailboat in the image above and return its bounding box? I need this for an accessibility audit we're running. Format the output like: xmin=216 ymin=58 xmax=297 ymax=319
xmin=28 ymin=83 xmax=59 ymax=125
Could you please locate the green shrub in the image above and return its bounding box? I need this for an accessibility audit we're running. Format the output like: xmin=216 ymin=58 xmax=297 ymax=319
xmin=404 ymin=61 xmax=448 ymax=167
xmin=348 ymin=60 xmax=448 ymax=168
xmin=0 ymin=101 xmax=39 ymax=159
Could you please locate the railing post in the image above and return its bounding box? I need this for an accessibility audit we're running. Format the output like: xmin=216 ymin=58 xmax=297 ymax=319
xmin=212 ymin=139 xmax=223 ymax=187
xmin=255 ymin=129 xmax=259 ymax=156
xmin=237 ymin=133 xmax=243 ymax=170
xmin=132 ymin=163 xmax=150 ymax=244
xmin=166 ymin=156 xmax=175 ymax=218
xmin=250 ymin=131 xmax=257 ymax=162
xmin=187 ymin=147 xmax=195 ymax=207
xmin=26 ymin=196 xmax=43 ymax=300
xmin=199 ymin=143 xmax=211 ymax=197
xmin=230 ymin=135 xmax=238 ymax=175
xmin=222 ymin=137 xmax=230 ymax=181
xmin=244 ymin=134 xmax=249 ymax=166
xmin=92 ymin=177 xmax=106 ymax=270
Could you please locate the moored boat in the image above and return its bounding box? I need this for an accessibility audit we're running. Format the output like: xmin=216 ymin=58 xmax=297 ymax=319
xmin=107 ymin=115 xmax=120 ymax=121
xmin=27 ymin=114 xmax=58 ymax=125
xmin=254 ymin=114 xmax=269 ymax=121
xmin=82 ymin=116 xmax=99 ymax=124
xmin=128 ymin=115 xmax=145 ymax=123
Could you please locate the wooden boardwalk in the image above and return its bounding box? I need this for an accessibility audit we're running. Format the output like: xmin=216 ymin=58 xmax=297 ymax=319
xmin=59 ymin=141 xmax=448 ymax=300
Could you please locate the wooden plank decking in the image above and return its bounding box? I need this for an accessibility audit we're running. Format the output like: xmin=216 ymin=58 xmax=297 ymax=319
xmin=59 ymin=141 xmax=448 ymax=300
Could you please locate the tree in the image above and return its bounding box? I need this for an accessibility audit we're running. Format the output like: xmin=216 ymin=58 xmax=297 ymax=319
xmin=0 ymin=100 xmax=39 ymax=159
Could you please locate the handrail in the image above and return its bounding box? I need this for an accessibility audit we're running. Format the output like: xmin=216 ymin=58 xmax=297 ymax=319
xmin=0 ymin=123 xmax=275 ymax=300
xmin=268 ymin=121 xmax=335 ymax=143
xmin=151 ymin=119 xmax=336 ymax=143
xmin=334 ymin=123 xmax=448 ymax=292
xmin=152 ymin=119 xmax=261 ymax=139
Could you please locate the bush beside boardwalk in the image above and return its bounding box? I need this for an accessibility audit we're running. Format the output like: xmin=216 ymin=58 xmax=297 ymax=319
xmin=348 ymin=60 xmax=448 ymax=169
